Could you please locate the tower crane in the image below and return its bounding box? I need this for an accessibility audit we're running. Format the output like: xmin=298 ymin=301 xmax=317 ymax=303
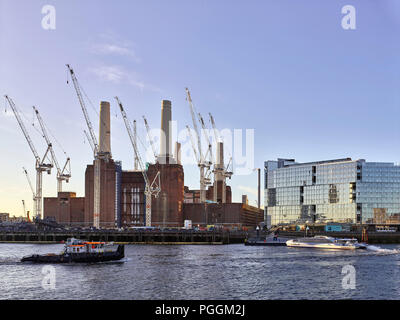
xmin=33 ymin=106 xmax=71 ymax=193
xmin=186 ymin=124 xmax=212 ymax=185
xmin=133 ymin=120 xmax=139 ymax=170
xmin=66 ymin=64 xmax=101 ymax=228
xmin=66 ymin=64 xmax=99 ymax=157
xmin=209 ymin=113 xmax=221 ymax=143
xmin=84 ymin=130 xmax=95 ymax=154
xmin=22 ymin=167 xmax=35 ymax=222
xmin=198 ymin=113 xmax=213 ymax=165
xmin=115 ymin=96 xmax=161 ymax=227
xmin=185 ymin=88 xmax=212 ymax=203
xmin=5 ymin=95 xmax=52 ymax=220
xmin=208 ymin=112 xmax=233 ymax=203
xmin=143 ymin=116 xmax=158 ymax=161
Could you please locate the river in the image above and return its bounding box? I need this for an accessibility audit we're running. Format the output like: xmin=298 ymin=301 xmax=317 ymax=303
xmin=0 ymin=243 xmax=399 ymax=300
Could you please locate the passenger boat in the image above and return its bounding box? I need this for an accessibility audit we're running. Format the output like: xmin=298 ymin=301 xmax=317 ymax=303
xmin=286 ymin=235 xmax=367 ymax=250
xmin=21 ymin=238 xmax=125 ymax=263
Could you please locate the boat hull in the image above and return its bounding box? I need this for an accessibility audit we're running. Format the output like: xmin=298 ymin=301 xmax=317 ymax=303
xmin=286 ymin=241 xmax=366 ymax=250
xmin=21 ymin=245 xmax=125 ymax=263
xmin=245 ymin=236 xmax=288 ymax=246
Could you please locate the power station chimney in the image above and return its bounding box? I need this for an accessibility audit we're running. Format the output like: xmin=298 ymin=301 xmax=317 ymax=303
xmin=99 ymin=101 xmax=111 ymax=159
xmin=216 ymin=142 xmax=224 ymax=179
xmin=159 ymin=100 xmax=172 ymax=164
xmin=174 ymin=142 xmax=181 ymax=165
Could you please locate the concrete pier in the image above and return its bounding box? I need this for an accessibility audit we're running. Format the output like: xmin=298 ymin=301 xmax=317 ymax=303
xmin=0 ymin=230 xmax=245 ymax=245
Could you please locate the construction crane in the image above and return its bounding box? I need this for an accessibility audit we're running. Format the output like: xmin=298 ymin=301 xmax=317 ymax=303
xmin=143 ymin=116 xmax=158 ymax=161
xmin=21 ymin=199 xmax=31 ymax=222
xmin=33 ymin=106 xmax=71 ymax=193
xmin=209 ymin=113 xmax=221 ymax=143
xmin=66 ymin=64 xmax=99 ymax=157
xmin=208 ymin=112 xmax=233 ymax=203
xmin=84 ymin=130 xmax=95 ymax=154
xmin=133 ymin=120 xmax=139 ymax=170
xmin=66 ymin=64 xmax=101 ymax=228
xmin=22 ymin=167 xmax=35 ymax=222
xmin=198 ymin=113 xmax=213 ymax=165
xmin=115 ymin=96 xmax=161 ymax=227
xmin=5 ymin=95 xmax=52 ymax=220
xmin=185 ymin=88 xmax=212 ymax=203
xmin=23 ymin=167 xmax=35 ymax=198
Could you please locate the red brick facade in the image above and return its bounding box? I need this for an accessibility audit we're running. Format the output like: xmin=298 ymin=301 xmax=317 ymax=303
xmin=147 ymin=163 xmax=184 ymax=227
xmin=44 ymin=192 xmax=84 ymax=226
xmin=85 ymin=159 xmax=116 ymax=228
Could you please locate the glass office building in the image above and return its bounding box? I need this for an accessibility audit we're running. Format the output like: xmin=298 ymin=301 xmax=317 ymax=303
xmin=264 ymin=158 xmax=400 ymax=226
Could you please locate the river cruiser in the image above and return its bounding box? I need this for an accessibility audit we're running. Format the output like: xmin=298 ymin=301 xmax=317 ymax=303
xmin=286 ymin=236 xmax=367 ymax=250
xmin=21 ymin=238 xmax=125 ymax=263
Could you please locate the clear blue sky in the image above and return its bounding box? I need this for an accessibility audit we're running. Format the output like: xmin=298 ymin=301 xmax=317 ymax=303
xmin=0 ymin=0 xmax=399 ymax=216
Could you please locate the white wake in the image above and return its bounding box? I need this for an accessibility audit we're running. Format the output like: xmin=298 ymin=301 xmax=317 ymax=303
xmin=365 ymin=245 xmax=400 ymax=255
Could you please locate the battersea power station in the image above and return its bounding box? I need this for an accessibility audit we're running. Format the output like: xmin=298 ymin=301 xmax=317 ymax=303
xmin=43 ymin=98 xmax=263 ymax=229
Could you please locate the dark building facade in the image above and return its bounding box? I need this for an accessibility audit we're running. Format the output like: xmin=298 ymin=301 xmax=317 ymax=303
xmin=183 ymin=203 xmax=263 ymax=229
xmin=120 ymin=170 xmax=145 ymax=227
xmin=85 ymin=159 xmax=117 ymax=228
xmin=147 ymin=163 xmax=185 ymax=228
xmin=44 ymin=192 xmax=85 ymax=226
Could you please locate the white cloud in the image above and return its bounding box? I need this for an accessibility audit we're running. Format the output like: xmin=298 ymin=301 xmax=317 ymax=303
xmin=89 ymin=64 xmax=159 ymax=93
xmin=91 ymin=43 xmax=141 ymax=63
xmin=90 ymin=65 xmax=126 ymax=84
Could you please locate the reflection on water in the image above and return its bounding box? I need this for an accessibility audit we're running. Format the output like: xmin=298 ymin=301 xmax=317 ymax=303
xmin=0 ymin=243 xmax=399 ymax=300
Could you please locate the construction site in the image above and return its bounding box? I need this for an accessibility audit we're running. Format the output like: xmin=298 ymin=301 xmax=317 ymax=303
xmin=3 ymin=64 xmax=263 ymax=234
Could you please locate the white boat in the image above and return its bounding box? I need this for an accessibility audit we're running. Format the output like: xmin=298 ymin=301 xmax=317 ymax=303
xmin=286 ymin=235 xmax=367 ymax=250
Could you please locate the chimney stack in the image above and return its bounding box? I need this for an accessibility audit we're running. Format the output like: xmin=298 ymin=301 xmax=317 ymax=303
xmin=174 ymin=142 xmax=181 ymax=165
xmin=159 ymin=100 xmax=172 ymax=164
xmin=99 ymin=101 xmax=111 ymax=158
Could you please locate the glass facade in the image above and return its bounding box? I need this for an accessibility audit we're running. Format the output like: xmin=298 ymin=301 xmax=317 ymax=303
xmin=264 ymin=158 xmax=400 ymax=225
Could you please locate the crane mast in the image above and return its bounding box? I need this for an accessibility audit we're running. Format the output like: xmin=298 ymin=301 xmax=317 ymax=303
xmin=33 ymin=106 xmax=71 ymax=193
xmin=208 ymin=112 xmax=233 ymax=203
xmin=66 ymin=64 xmax=99 ymax=157
xmin=115 ymin=96 xmax=161 ymax=227
xmin=185 ymin=88 xmax=211 ymax=203
xmin=84 ymin=130 xmax=95 ymax=154
xmin=133 ymin=120 xmax=139 ymax=170
xmin=66 ymin=64 xmax=101 ymax=228
xmin=23 ymin=167 xmax=36 ymax=217
xmin=5 ymin=95 xmax=52 ymax=220
xmin=143 ymin=116 xmax=158 ymax=161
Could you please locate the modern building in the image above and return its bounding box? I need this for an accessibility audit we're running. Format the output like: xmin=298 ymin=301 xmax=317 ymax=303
xmin=264 ymin=158 xmax=400 ymax=226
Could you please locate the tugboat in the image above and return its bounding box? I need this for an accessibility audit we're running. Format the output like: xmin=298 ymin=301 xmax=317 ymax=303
xmin=21 ymin=238 xmax=125 ymax=263
xmin=245 ymin=232 xmax=289 ymax=246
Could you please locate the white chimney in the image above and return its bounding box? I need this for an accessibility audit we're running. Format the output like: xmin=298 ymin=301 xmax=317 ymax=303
xmin=99 ymin=101 xmax=111 ymax=157
xmin=159 ymin=100 xmax=172 ymax=164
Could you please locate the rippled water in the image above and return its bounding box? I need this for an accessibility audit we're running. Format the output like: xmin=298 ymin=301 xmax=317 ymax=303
xmin=0 ymin=243 xmax=399 ymax=300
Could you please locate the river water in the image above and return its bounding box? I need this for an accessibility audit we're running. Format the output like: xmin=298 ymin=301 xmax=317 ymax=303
xmin=0 ymin=243 xmax=399 ymax=300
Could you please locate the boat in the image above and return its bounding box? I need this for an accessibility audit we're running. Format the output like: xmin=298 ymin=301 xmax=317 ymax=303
xmin=245 ymin=234 xmax=289 ymax=246
xmin=286 ymin=235 xmax=367 ymax=250
xmin=21 ymin=238 xmax=125 ymax=263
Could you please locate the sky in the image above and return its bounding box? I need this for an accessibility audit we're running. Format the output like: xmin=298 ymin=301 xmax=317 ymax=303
xmin=0 ymin=0 xmax=399 ymax=216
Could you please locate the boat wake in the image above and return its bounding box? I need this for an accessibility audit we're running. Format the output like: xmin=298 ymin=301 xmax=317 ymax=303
xmin=365 ymin=245 xmax=400 ymax=255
